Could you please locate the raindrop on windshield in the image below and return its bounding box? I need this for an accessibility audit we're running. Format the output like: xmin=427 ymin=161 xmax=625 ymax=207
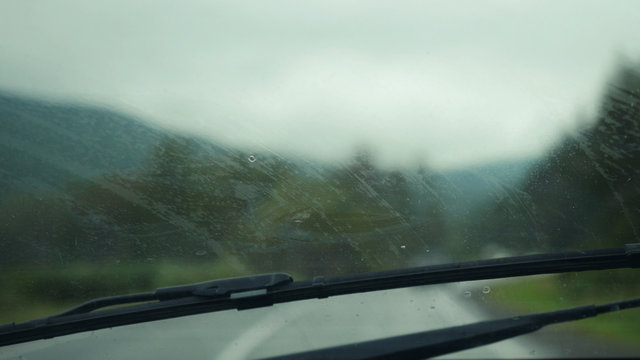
xmin=195 ymin=250 xmax=207 ymax=256
xmin=463 ymin=290 xmax=472 ymax=298
xmin=400 ymin=245 xmax=406 ymax=249
xmin=248 ymin=155 xmax=256 ymax=163
xmin=482 ymin=286 xmax=491 ymax=294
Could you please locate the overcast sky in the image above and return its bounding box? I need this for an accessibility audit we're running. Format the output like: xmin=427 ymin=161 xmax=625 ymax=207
xmin=1 ymin=0 xmax=640 ymax=169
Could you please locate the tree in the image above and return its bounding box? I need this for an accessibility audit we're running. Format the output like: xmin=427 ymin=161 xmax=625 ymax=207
xmin=233 ymin=151 xmax=446 ymax=276
xmin=479 ymin=61 xmax=640 ymax=252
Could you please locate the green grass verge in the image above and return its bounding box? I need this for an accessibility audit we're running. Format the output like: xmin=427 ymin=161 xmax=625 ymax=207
xmin=490 ymin=270 xmax=640 ymax=349
xmin=0 ymin=259 xmax=244 ymax=324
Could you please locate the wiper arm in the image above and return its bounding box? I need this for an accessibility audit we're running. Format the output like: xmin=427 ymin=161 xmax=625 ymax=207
xmin=261 ymin=297 xmax=640 ymax=360
xmin=52 ymin=272 xmax=293 ymax=317
xmin=1 ymin=243 xmax=639 ymax=346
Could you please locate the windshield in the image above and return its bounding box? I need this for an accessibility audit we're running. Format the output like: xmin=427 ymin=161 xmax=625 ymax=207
xmin=1 ymin=0 xmax=640 ymax=358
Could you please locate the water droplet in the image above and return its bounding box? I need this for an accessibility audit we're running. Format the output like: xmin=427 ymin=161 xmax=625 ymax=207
xmin=482 ymin=286 xmax=491 ymax=294
xmin=248 ymin=155 xmax=256 ymax=163
xmin=425 ymin=249 xmax=430 ymax=253
xmin=463 ymin=291 xmax=472 ymax=298
xmin=400 ymin=245 xmax=406 ymax=249
xmin=195 ymin=250 xmax=207 ymax=256
xmin=429 ymin=306 xmax=436 ymax=310
xmin=355 ymin=313 xmax=359 ymax=317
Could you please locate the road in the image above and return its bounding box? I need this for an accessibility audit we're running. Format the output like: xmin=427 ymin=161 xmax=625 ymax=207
xmin=1 ymin=282 xmax=561 ymax=359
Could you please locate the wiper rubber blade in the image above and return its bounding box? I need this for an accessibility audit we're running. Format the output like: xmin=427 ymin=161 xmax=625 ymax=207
xmin=260 ymin=297 xmax=640 ymax=360
xmin=1 ymin=243 xmax=639 ymax=346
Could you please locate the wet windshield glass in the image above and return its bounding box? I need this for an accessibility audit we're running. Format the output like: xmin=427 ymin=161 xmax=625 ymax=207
xmin=1 ymin=0 xmax=640 ymax=357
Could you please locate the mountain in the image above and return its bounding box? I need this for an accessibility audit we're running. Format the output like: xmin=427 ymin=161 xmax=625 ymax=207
xmin=0 ymin=91 xmax=538 ymax=267
xmin=0 ymin=93 xmax=307 ymax=265
xmin=0 ymin=93 xmax=170 ymax=196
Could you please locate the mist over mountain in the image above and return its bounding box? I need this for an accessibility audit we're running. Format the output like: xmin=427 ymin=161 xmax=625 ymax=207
xmin=0 ymin=92 xmax=531 ymax=203
xmin=429 ymin=160 xmax=534 ymax=217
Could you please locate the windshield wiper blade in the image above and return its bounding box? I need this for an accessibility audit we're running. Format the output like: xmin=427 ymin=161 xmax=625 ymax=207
xmin=1 ymin=243 xmax=639 ymax=346
xmin=260 ymin=297 xmax=640 ymax=360
xmin=51 ymin=272 xmax=293 ymax=317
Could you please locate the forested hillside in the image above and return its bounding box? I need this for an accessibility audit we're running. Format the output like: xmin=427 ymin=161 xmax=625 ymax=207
xmin=477 ymin=63 xmax=640 ymax=253
xmin=0 ymin=107 xmax=447 ymax=275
